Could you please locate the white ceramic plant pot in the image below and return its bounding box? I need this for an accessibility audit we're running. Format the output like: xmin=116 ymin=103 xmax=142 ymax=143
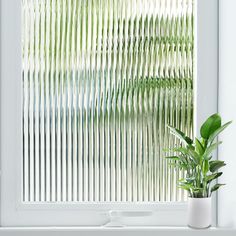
xmin=188 ymin=197 xmax=211 ymax=229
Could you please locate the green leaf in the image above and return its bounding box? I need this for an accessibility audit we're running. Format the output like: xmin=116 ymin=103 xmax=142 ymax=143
xmin=209 ymin=160 xmax=226 ymax=172
xmin=178 ymin=182 xmax=193 ymax=191
xmin=173 ymin=147 xmax=189 ymax=155
xmin=167 ymin=125 xmax=193 ymax=145
xmin=208 ymin=121 xmax=232 ymax=144
xmin=169 ymin=162 xmax=188 ymax=170
xmin=192 ymin=187 xmax=204 ymax=193
xmin=211 ymin=184 xmax=225 ymax=193
xmin=206 ymin=172 xmax=223 ymax=183
xmin=195 ymin=138 xmax=205 ymax=155
xmin=203 ymin=159 xmax=209 ymax=175
xmin=202 ymin=141 xmax=222 ymax=160
xmin=178 ymin=178 xmax=185 ymax=182
xmin=165 ymin=156 xmax=179 ymax=161
xmin=200 ymin=114 xmax=221 ymax=139
xmin=185 ymin=176 xmax=195 ymax=183
xmin=187 ymin=147 xmax=200 ymax=164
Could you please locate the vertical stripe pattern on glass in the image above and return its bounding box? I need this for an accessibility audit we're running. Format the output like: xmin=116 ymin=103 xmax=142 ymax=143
xmin=22 ymin=0 xmax=194 ymax=202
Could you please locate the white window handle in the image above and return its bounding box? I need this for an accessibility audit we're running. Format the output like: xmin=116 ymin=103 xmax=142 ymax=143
xmin=103 ymin=211 xmax=153 ymax=227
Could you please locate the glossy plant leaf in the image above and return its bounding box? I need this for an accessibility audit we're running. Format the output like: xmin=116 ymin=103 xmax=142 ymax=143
xmin=200 ymin=113 xmax=221 ymax=139
xmin=208 ymin=121 xmax=233 ymax=144
xmin=211 ymin=184 xmax=225 ymax=194
xmin=206 ymin=172 xmax=223 ymax=183
xmin=203 ymin=160 xmax=209 ymax=175
xmin=195 ymin=138 xmax=204 ymax=155
xmin=209 ymin=160 xmax=226 ymax=173
xmin=202 ymin=141 xmax=222 ymax=160
xmin=167 ymin=125 xmax=193 ymax=145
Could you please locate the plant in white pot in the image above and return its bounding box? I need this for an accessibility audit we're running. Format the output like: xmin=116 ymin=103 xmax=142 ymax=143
xmin=165 ymin=114 xmax=232 ymax=229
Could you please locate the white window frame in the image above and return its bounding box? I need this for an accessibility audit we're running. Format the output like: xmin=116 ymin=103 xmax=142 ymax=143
xmin=0 ymin=0 xmax=218 ymax=227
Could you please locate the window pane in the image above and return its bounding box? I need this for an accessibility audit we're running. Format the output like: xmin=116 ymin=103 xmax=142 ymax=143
xmin=22 ymin=0 xmax=194 ymax=202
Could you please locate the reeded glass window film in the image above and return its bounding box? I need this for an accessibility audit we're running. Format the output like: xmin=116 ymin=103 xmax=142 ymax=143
xmin=22 ymin=0 xmax=194 ymax=202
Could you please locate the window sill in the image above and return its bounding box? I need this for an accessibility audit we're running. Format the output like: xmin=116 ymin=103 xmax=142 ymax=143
xmin=0 ymin=226 xmax=235 ymax=236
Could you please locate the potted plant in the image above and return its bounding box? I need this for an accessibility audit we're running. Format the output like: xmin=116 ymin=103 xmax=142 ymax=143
xmin=165 ymin=114 xmax=232 ymax=229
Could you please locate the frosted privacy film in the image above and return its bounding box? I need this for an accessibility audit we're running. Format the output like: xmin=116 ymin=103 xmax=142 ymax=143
xmin=22 ymin=0 xmax=194 ymax=202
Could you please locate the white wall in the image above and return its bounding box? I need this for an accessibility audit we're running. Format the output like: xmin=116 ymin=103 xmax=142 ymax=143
xmin=218 ymin=0 xmax=236 ymax=228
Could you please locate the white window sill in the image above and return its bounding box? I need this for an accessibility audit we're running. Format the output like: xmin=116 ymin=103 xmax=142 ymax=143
xmin=0 ymin=227 xmax=235 ymax=236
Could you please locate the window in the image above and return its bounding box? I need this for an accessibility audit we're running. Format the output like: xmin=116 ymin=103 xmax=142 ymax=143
xmin=22 ymin=0 xmax=193 ymax=203
xmin=0 ymin=0 xmax=218 ymax=227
